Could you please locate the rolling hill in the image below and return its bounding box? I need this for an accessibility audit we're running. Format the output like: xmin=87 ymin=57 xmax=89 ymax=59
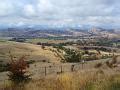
xmin=0 ymin=27 xmax=119 ymax=39
xmin=0 ymin=41 xmax=61 ymax=63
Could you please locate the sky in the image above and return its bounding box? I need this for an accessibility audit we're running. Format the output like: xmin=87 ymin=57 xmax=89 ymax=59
xmin=0 ymin=0 xmax=120 ymax=28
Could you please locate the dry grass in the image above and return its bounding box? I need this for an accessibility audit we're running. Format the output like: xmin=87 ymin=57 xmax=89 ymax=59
xmin=0 ymin=42 xmax=61 ymax=63
xmin=1 ymin=68 xmax=120 ymax=90
xmin=0 ymin=41 xmax=120 ymax=90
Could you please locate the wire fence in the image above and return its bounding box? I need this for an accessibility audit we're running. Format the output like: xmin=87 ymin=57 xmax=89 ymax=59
xmin=30 ymin=62 xmax=97 ymax=78
xmin=30 ymin=58 xmax=113 ymax=78
xmin=0 ymin=58 xmax=111 ymax=82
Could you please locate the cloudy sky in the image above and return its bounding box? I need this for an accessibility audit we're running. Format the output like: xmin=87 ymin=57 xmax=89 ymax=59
xmin=0 ymin=0 xmax=120 ymax=28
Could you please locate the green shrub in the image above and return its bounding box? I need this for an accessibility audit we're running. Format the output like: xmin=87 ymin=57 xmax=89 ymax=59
xmin=63 ymin=49 xmax=82 ymax=62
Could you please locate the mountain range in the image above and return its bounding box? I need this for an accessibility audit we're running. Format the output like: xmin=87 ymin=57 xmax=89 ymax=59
xmin=0 ymin=27 xmax=120 ymax=39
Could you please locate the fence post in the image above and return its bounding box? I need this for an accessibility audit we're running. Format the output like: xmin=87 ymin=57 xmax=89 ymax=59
xmin=60 ymin=65 xmax=63 ymax=73
xmin=79 ymin=63 xmax=81 ymax=70
xmin=71 ymin=65 xmax=75 ymax=72
xmin=82 ymin=63 xmax=83 ymax=69
xmin=82 ymin=60 xmax=85 ymax=69
xmin=45 ymin=67 xmax=47 ymax=76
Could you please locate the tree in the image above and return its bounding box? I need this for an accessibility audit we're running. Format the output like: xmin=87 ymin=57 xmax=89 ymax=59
xmin=41 ymin=44 xmax=45 ymax=49
xmin=63 ymin=49 xmax=82 ymax=62
xmin=8 ymin=54 xmax=31 ymax=83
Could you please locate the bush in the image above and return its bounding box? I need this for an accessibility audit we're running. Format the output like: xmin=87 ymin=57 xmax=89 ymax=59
xmin=0 ymin=63 xmax=9 ymax=72
xmin=63 ymin=49 xmax=82 ymax=62
xmin=94 ymin=63 xmax=103 ymax=68
xmin=26 ymin=60 xmax=35 ymax=64
xmin=83 ymin=55 xmax=98 ymax=61
xmin=41 ymin=45 xmax=45 ymax=49
xmin=106 ymin=55 xmax=118 ymax=68
xmin=8 ymin=55 xmax=31 ymax=83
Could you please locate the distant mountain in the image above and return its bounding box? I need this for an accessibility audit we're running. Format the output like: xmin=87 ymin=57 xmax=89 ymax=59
xmin=0 ymin=27 xmax=119 ymax=39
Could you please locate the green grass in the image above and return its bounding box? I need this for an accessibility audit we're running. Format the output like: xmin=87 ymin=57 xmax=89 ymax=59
xmin=0 ymin=39 xmax=7 ymax=43
xmin=26 ymin=38 xmax=67 ymax=44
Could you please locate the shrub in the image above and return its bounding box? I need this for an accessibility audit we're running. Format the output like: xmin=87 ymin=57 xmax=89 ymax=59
xmin=63 ymin=49 xmax=82 ymax=62
xmin=27 ymin=60 xmax=35 ymax=64
xmin=94 ymin=63 xmax=103 ymax=68
xmin=8 ymin=55 xmax=31 ymax=83
xmin=0 ymin=63 xmax=9 ymax=72
xmin=106 ymin=55 xmax=118 ymax=68
xmin=111 ymin=55 xmax=117 ymax=65
xmin=41 ymin=45 xmax=45 ymax=49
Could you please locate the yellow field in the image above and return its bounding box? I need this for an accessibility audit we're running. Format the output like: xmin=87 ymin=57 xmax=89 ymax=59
xmin=1 ymin=68 xmax=120 ymax=90
xmin=0 ymin=41 xmax=61 ymax=63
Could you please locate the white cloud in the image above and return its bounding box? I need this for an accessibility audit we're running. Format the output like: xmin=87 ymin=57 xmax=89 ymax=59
xmin=0 ymin=0 xmax=120 ymax=28
xmin=37 ymin=0 xmax=53 ymax=10
xmin=23 ymin=4 xmax=36 ymax=16
xmin=16 ymin=22 xmax=25 ymax=26
xmin=0 ymin=1 xmax=14 ymax=16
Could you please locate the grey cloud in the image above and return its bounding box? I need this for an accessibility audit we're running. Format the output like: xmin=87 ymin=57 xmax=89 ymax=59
xmin=0 ymin=0 xmax=120 ymax=27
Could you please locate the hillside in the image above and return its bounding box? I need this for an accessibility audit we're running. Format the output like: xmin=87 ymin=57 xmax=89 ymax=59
xmin=0 ymin=41 xmax=61 ymax=63
xmin=0 ymin=28 xmax=120 ymax=39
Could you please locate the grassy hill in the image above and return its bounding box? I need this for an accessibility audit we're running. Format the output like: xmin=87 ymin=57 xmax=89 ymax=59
xmin=0 ymin=41 xmax=61 ymax=64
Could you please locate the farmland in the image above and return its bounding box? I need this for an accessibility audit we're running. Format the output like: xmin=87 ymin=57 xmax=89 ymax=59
xmin=1 ymin=0 xmax=120 ymax=89
xmin=0 ymin=33 xmax=120 ymax=90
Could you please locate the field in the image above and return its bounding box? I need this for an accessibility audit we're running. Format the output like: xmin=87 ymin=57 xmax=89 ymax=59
xmin=0 ymin=0 xmax=120 ymax=89
xmin=0 ymin=38 xmax=118 ymax=64
xmin=1 ymin=67 xmax=120 ymax=90
xmin=26 ymin=38 xmax=68 ymax=44
xmin=0 ymin=38 xmax=120 ymax=90
xmin=0 ymin=40 xmax=62 ymax=64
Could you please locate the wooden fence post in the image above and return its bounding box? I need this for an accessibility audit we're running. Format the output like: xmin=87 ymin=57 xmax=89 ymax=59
xmin=45 ymin=67 xmax=47 ymax=76
xmin=82 ymin=63 xmax=83 ymax=69
xmin=60 ymin=65 xmax=63 ymax=73
xmin=71 ymin=65 xmax=75 ymax=72
xmin=82 ymin=60 xmax=85 ymax=69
